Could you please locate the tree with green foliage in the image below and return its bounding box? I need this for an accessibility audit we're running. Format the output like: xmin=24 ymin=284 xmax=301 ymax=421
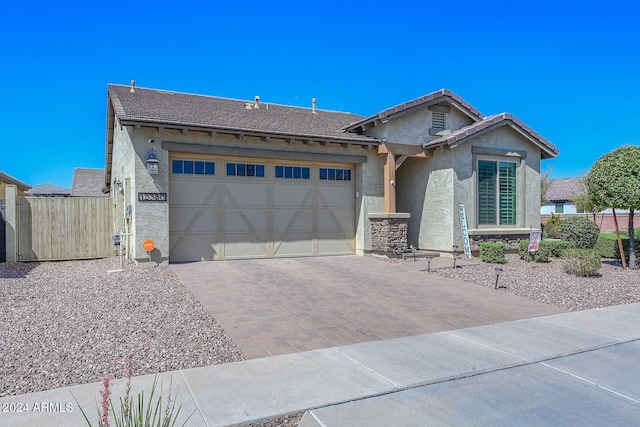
xmin=540 ymin=167 xmax=553 ymax=204
xmin=571 ymin=175 xmax=605 ymax=222
xmin=587 ymin=145 xmax=640 ymax=268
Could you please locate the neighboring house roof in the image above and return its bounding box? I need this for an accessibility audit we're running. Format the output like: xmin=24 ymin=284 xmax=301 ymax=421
xmin=0 ymin=170 xmax=31 ymax=191
xmin=71 ymin=168 xmax=108 ymax=197
xmin=424 ymin=113 xmax=559 ymax=159
xmin=108 ymin=84 xmax=374 ymax=143
xmin=545 ymin=177 xmax=586 ymax=202
xmin=342 ymin=89 xmax=485 ymax=132
xmin=27 ymin=183 xmax=71 ymax=196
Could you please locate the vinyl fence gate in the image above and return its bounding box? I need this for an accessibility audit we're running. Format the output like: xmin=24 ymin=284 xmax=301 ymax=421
xmin=17 ymin=197 xmax=113 ymax=262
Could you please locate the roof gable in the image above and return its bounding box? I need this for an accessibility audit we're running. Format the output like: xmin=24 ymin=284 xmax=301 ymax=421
xmin=27 ymin=183 xmax=71 ymax=196
xmin=424 ymin=113 xmax=559 ymax=159
xmin=342 ymin=89 xmax=485 ymax=133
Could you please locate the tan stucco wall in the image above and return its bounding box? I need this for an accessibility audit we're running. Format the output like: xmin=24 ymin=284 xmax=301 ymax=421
xmin=396 ymin=125 xmax=543 ymax=252
xmin=366 ymin=106 xmax=474 ymax=146
xmin=110 ymin=123 xmax=383 ymax=263
xmin=0 ymin=182 xmax=28 ymax=199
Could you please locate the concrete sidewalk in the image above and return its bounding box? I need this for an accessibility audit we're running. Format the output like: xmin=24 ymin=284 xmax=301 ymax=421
xmin=2 ymin=303 xmax=640 ymax=427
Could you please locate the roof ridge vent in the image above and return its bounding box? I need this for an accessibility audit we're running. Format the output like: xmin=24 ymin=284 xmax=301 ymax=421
xmin=130 ymin=80 xmax=136 ymax=93
xmin=312 ymin=98 xmax=317 ymax=114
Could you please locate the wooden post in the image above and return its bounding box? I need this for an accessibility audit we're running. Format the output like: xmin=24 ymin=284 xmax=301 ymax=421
xmin=612 ymin=208 xmax=627 ymax=270
xmin=384 ymin=151 xmax=396 ymax=213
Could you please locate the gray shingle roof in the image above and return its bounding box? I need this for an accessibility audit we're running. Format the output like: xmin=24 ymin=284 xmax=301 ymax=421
xmin=71 ymin=168 xmax=108 ymax=197
xmin=0 ymin=171 xmax=30 ymax=191
xmin=545 ymin=178 xmax=586 ymax=202
xmin=27 ymin=183 xmax=71 ymax=196
xmin=108 ymin=84 xmax=374 ymax=143
xmin=424 ymin=113 xmax=559 ymax=159
xmin=342 ymin=89 xmax=485 ymax=132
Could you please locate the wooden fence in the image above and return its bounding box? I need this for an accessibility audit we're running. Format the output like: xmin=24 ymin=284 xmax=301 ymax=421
xmin=17 ymin=197 xmax=113 ymax=261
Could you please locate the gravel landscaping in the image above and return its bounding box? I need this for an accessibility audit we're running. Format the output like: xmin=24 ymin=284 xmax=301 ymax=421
xmin=430 ymin=254 xmax=640 ymax=311
xmin=0 ymin=257 xmax=244 ymax=398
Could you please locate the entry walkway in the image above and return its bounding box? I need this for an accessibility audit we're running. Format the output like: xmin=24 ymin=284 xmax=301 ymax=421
xmin=3 ymin=303 xmax=639 ymax=426
xmin=171 ymin=256 xmax=562 ymax=358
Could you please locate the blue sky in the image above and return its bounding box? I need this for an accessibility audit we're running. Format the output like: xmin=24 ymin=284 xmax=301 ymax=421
xmin=1 ymin=0 xmax=638 ymax=188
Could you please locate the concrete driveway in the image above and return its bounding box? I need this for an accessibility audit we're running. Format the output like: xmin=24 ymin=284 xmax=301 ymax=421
xmin=171 ymin=256 xmax=563 ymax=359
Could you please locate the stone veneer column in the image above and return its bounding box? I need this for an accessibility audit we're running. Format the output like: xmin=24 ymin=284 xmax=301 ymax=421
xmin=368 ymin=213 xmax=410 ymax=253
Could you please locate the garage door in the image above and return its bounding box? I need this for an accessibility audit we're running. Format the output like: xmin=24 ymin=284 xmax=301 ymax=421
xmin=169 ymin=155 xmax=355 ymax=261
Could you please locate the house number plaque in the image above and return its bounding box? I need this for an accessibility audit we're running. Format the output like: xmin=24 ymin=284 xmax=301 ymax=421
xmin=138 ymin=192 xmax=167 ymax=202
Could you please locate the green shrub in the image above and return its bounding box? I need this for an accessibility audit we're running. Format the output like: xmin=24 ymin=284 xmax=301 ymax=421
xmin=547 ymin=213 xmax=563 ymax=227
xmin=559 ymin=216 xmax=600 ymax=249
xmin=480 ymin=242 xmax=506 ymax=264
xmin=519 ymin=239 xmax=572 ymax=262
xmin=595 ymin=233 xmax=640 ymax=261
xmin=544 ymin=240 xmax=574 ymax=257
xmin=561 ymin=249 xmax=601 ymax=277
xmin=546 ymin=224 xmax=562 ymax=239
xmin=542 ymin=214 xmax=563 ymax=239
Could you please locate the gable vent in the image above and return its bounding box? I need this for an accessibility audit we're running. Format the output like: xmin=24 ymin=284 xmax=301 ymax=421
xmin=432 ymin=111 xmax=446 ymax=130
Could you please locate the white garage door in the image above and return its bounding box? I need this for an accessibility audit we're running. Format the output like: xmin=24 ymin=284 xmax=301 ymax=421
xmin=169 ymin=155 xmax=355 ymax=261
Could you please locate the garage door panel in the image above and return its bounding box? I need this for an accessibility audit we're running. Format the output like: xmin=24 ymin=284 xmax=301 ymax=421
xmin=272 ymin=186 xmax=313 ymax=207
xmin=170 ymin=181 xmax=219 ymax=205
xmin=169 ymin=207 xmax=219 ymax=233
xmin=224 ymin=209 xmax=269 ymax=233
xmin=317 ymin=233 xmax=355 ymax=255
xmin=317 ymin=210 xmax=355 ymax=232
xmin=273 ymin=235 xmax=314 ymax=256
xmin=169 ymin=234 xmax=218 ymax=262
xmin=224 ymin=182 xmax=269 ymax=206
xmin=317 ymin=186 xmax=355 ymax=208
xmin=223 ymin=233 xmax=270 ymax=258
xmin=272 ymin=210 xmax=314 ymax=233
xmin=170 ymin=156 xmax=355 ymax=261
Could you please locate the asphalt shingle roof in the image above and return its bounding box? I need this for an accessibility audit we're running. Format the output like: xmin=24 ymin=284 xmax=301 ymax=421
xmin=424 ymin=113 xmax=559 ymax=159
xmin=71 ymin=168 xmax=108 ymax=197
xmin=27 ymin=183 xmax=70 ymax=196
xmin=0 ymin=171 xmax=30 ymax=191
xmin=545 ymin=177 xmax=586 ymax=202
xmin=108 ymin=84 xmax=374 ymax=142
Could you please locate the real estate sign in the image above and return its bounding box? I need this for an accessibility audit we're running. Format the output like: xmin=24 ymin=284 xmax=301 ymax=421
xmin=458 ymin=204 xmax=472 ymax=259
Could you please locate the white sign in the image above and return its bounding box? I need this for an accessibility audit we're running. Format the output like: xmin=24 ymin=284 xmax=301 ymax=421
xmin=528 ymin=229 xmax=542 ymax=252
xmin=458 ymin=204 xmax=472 ymax=259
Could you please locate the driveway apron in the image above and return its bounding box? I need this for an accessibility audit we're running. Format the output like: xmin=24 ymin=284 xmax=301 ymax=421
xmin=170 ymin=256 xmax=564 ymax=358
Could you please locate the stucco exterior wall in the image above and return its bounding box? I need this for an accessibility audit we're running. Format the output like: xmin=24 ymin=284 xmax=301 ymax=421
xmin=0 ymin=182 xmax=28 ymax=199
xmin=111 ymin=122 xmax=383 ymax=262
xmin=451 ymin=126 xmax=542 ymax=246
xmin=366 ymin=106 xmax=474 ymax=145
xmin=396 ymin=148 xmax=454 ymax=251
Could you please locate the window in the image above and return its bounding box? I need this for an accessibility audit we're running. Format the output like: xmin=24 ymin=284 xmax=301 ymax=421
xmin=275 ymin=165 xmax=310 ymax=179
xmin=555 ymin=203 xmax=564 ymax=214
xmin=172 ymin=160 xmax=215 ymax=175
xmin=478 ymin=160 xmax=516 ymax=225
xmin=319 ymin=168 xmax=351 ymax=181
xmin=226 ymin=162 xmax=265 ymax=177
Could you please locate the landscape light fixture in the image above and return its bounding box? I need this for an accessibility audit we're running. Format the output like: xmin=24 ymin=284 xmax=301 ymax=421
xmin=426 ymin=255 xmax=433 ymax=272
xmin=146 ymin=149 xmax=159 ymax=175
xmin=494 ymin=267 xmax=504 ymax=289
xmin=452 ymin=245 xmax=460 ymax=268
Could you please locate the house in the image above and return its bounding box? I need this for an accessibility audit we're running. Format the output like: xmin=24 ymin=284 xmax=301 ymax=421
xmin=541 ymin=177 xmax=585 ymax=214
xmin=0 ymin=171 xmax=31 ymax=199
xmin=27 ymin=183 xmax=71 ymax=197
xmin=71 ymin=168 xmax=108 ymax=197
xmin=104 ymin=82 xmax=559 ymax=265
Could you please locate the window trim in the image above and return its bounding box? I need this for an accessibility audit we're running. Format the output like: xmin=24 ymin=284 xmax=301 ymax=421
xmin=476 ymin=158 xmax=519 ymax=227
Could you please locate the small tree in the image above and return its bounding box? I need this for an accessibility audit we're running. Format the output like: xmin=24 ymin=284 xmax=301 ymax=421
xmin=587 ymin=145 xmax=640 ymax=268
xmin=571 ymin=175 xmax=605 ymax=222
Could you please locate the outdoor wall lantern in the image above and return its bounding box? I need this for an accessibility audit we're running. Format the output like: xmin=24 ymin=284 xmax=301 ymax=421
xmin=494 ymin=267 xmax=504 ymax=290
xmin=146 ymin=149 xmax=159 ymax=175
xmin=426 ymin=255 xmax=433 ymax=272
